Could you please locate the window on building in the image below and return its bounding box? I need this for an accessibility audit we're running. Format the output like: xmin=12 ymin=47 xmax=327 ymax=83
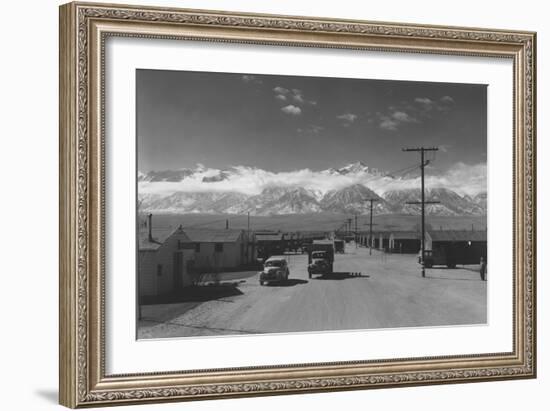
xmin=215 ymin=243 xmax=224 ymax=252
xmin=156 ymin=264 xmax=163 ymax=277
xmin=194 ymin=243 xmax=201 ymax=252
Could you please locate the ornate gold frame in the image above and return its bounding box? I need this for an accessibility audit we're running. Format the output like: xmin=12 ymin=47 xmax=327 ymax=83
xmin=59 ymin=2 xmax=536 ymax=408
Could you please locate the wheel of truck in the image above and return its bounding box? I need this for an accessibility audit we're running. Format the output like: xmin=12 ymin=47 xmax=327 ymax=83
xmin=330 ymin=264 xmax=334 ymax=273
xmin=259 ymin=280 xmax=264 ymax=286
xmin=424 ymin=262 xmax=433 ymax=268
xmin=447 ymin=262 xmax=456 ymax=269
xmin=308 ymin=271 xmax=312 ymax=279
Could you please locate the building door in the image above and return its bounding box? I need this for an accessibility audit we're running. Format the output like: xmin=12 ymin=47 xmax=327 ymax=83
xmin=173 ymin=252 xmax=183 ymax=290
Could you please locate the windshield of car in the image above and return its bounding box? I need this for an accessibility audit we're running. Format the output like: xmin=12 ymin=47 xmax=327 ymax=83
xmin=312 ymin=251 xmax=327 ymax=259
xmin=265 ymin=260 xmax=283 ymax=267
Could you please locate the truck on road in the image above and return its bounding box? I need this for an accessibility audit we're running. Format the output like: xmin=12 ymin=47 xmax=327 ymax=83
xmin=334 ymin=239 xmax=345 ymax=254
xmin=420 ymin=244 xmax=486 ymax=269
xmin=307 ymin=240 xmax=335 ymax=278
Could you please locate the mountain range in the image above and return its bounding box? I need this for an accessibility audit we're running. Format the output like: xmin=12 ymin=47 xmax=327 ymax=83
xmin=138 ymin=162 xmax=487 ymax=216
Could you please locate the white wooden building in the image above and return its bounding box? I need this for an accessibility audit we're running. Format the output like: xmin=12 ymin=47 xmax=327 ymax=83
xmin=138 ymin=219 xmax=195 ymax=298
xmin=184 ymin=229 xmax=254 ymax=271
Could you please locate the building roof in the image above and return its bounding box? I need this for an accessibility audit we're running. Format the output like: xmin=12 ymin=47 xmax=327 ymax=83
xmin=428 ymin=230 xmax=487 ymax=242
xmin=138 ymin=226 xmax=188 ymax=251
xmin=313 ymin=239 xmax=333 ymax=245
xmin=256 ymin=233 xmax=284 ymax=242
xmin=390 ymin=231 xmax=420 ymax=240
xmin=265 ymin=255 xmax=287 ymax=262
xmin=299 ymin=231 xmax=327 ymax=239
xmin=184 ymin=228 xmax=243 ymax=243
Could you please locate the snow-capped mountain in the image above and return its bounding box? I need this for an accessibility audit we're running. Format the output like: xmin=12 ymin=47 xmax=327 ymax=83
xmin=472 ymin=192 xmax=487 ymax=208
xmin=326 ymin=161 xmax=383 ymax=176
xmin=242 ymin=187 xmax=322 ymax=215
xmin=383 ymin=188 xmax=486 ymax=216
xmin=138 ymin=163 xmax=487 ymax=216
xmin=138 ymin=168 xmax=195 ymax=182
xmin=141 ymin=191 xmax=248 ymax=214
xmin=202 ymin=171 xmax=230 ymax=183
xmin=320 ymin=184 xmax=390 ymax=214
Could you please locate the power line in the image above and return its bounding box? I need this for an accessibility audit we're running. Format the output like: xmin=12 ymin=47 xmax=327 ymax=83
xmin=358 ymin=163 xmax=422 ymax=198
xmin=382 ymin=163 xmax=421 ymax=179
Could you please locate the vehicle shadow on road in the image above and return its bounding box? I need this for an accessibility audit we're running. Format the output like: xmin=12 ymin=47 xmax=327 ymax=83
xmin=424 ymin=275 xmax=484 ymax=282
xmin=263 ymin=279 xmax=309 ymax=287
xmin=313 ymin=272 xmax=367 ymax=280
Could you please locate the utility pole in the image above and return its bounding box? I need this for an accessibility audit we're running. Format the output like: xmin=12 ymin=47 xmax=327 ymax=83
xmin=354 ymin=214 xmax=358 ymax=248
xmin=246 ymin=212 xmax=250 ymax=262
xmin=347 ymin=218 xmax=352 ymax=238
xmin=365 ymin=198 xmax=379 ymax=255
xmin=402 ymin=146 xmax=439 ymax=277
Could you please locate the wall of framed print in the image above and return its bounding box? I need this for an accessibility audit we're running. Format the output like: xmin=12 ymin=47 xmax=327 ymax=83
xmin=59 ymin=0 xmax=537 ymax=407
xmin=0 ymin=0 xmax=547 ymax=411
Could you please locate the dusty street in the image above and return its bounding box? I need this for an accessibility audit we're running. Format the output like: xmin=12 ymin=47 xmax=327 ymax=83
xmin=138 ymin=245 xmax=487 ymax=339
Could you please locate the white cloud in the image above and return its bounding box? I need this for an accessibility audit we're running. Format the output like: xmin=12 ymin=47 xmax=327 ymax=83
xmin=413 ymin=96 xmax=455 ymax=113
xmin=281 ymin=105 xmax=302 ymax=115
xmin=374 ymin=95 xmax=455 ymax=130
xmin=139 ymin=162 xmax=486 ymax=199
xmin=297 ymin=125 xmax=324 ymax=135
xmin=337 ymin=113 xmax=358 ymax=123
xmin=241 ymin=75 xmax=262 ymax=84
xmin=415 ymin=97 xmax=434 ymax=106
xmin=391 ymin=111 xmax=417 ymax=122
xmin=273 ymin=86 xmax=289 ymax=95
xmin=273 ymin=86 xmax=316 ymax=107
xmin=379 ymin=117 xmax=398 ymax=131
xmin=433 ymin=162 xmax=486 ymax=196
xmin=293 ymin=93 xmax=305 ymax=104
xmin=291 ymin=89 xmax=306 ymax=104
xmin=373 ymin=95 xmax=453 ymax=131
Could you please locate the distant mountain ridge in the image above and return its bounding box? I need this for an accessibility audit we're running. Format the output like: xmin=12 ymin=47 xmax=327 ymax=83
xmin=138 ymin=162 xmax=487 ymax=216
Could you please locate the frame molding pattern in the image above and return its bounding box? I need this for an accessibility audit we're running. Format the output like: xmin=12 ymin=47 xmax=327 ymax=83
xmin=59 ymin=2 xmax=536 ymax=408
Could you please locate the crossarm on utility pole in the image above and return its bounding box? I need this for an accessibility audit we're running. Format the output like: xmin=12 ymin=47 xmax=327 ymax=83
xmin=405 ymin=201 xmax=441 ymax=205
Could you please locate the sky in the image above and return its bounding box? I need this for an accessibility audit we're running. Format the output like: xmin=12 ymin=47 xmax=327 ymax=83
xmin=136 ymin=69 xmax=487 ymax=176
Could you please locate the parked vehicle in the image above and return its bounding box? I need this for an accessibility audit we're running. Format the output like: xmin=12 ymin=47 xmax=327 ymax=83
xmin=334 ymin=239 xmax=345 ymax=254
xmin=308 ymin=240 xmax=335 ymax=278
xmin=419 ymin=243 xmax=485 ymax=269
xmin=259 ymin=256 xmax=289 ymax=285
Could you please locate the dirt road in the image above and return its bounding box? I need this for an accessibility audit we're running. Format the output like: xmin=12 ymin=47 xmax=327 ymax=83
xmin=138 ymin=245 xmax=486 ymax=339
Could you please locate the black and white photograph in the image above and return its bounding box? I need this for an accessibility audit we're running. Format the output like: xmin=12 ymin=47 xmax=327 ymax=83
xmin=136 ymin=69 xmax=488 ymax=339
